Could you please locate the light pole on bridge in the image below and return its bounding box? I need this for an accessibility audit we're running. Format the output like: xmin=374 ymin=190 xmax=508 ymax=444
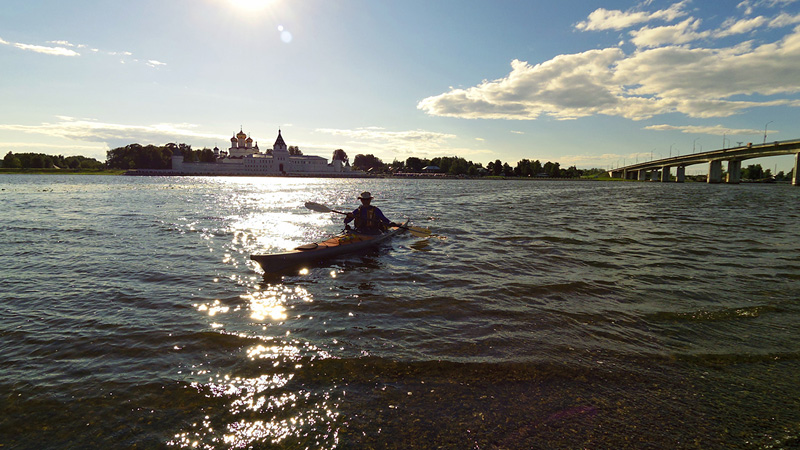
xmin=763 ymin=121 xmax=773 ymax=144
xmin=693 ymin=137 xmax=700 ymax=153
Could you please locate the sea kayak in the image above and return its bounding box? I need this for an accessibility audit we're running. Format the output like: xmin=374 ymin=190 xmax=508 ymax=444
xmin=250 ymin=220 xmax=409 ymax=273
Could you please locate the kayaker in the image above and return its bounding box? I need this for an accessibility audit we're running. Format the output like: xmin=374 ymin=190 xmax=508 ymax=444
xmin=344 ymin=192 xmax=398 ymax=234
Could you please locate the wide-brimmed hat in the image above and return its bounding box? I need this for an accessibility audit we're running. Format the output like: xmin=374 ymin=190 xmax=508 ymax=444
xmin=358 ymin=192 xmax=373 ymax=200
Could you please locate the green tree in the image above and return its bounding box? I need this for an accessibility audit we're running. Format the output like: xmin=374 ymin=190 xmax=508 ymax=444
xmin=63 ymin=155 xmax=103 ymax=170
xmin=3 ymin=151 xmax=22 ymax=168
xmin=563 ymin=165 xmax=582 ymax=178
xmin=353 ymin=154 xmax=385 ymax=172
xmin=405 ymin=157 xmax=425 ymax=172
xmin=180 ymin=144 xmax=194 ymax=163
xmin=531 ymin=159 xmax=543 ymax=175
xmin=30 ymin=154 xmax=45 ymax=168
xmin=516 ymin=159 xmax=533 ymax=177
xmin=582 ymin=168 xmax=607 ymax=177
xmin=389 ymin=159 xmax=405 ymax=172
xmin=448 ymin=157 xmax=469 ymax=175
xmin=288 ymin=146 xmax=303 ymax=155
xmin=107 ymin=143 xmax=177 ymax=169
xmin=198 ymin=148 xmax=216 ymax=162
xmin=332 ymin=149 xmax=348 ymax=163
xmin=492 ymin=159 xmax=503 ymax=176
xmin=543 ymin=161 xmax=560 ymax=177
xmin=743 ymin=164 xmax=764 ymax=180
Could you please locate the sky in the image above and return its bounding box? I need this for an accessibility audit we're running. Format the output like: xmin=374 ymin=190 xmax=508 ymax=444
xmin=1 ymin=0 xmax=799 ymax=174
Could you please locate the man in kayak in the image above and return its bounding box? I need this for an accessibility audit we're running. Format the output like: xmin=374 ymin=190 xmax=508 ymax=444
xmin=345 ymin=192 xmax=398 ymax=234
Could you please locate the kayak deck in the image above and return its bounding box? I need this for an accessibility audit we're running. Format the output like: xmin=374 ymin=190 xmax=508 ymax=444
xmin=250 ymin=221 xmax=408 ymax=273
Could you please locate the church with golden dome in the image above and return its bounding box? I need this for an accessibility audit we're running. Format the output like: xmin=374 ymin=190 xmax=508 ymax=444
xmin=227 ymin=128 xmax=259 ymax=158
xmin=170 ymin=128 xmax=353 ymax=176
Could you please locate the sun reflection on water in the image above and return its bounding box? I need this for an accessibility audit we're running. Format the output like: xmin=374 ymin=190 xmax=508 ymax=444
xmin=242 ymin=284 xmax=313 ymax=322
xmin=170 ymin=178 xmax=354 ymax=448
xmin=176 ymin=255 xmax=345 ymax=447
xmin=195 ymin=299 xmax=232 ymax=316
xmin=169 ymin=336 xmax=339 ymax=449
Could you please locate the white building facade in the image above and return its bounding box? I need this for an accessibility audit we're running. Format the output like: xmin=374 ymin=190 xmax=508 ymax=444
xmin=170 ymin=129 xmax=352 ymax=176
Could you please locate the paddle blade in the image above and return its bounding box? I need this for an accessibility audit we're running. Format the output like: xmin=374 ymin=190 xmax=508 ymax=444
xmin=304 ymin=201 xmax=333 ymax=213
xmin=406 ymin=225 xmax=432 ymax=237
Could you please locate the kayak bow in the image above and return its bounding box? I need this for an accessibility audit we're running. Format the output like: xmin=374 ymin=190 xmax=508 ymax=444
xmin=250 ymin=220 xmax=409 ymax=273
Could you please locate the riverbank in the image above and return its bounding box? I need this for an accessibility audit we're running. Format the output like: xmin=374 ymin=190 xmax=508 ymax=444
xmin=2 ymin=170 xmax=790 ymax=184
xmin=0 ymin=168 xmax=126 ymax=175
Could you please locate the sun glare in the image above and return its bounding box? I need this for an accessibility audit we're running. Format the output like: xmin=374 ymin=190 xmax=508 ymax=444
xmin=228 ymin=0 xmax=273 ymax=12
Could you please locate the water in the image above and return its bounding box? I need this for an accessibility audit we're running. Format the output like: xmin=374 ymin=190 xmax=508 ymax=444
xmin=1 ymin=175 xmax=799 ymax=449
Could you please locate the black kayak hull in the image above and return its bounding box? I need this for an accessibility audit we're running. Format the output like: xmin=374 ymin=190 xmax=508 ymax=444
xmin=250 ymin=221 xmax=408 ymax=273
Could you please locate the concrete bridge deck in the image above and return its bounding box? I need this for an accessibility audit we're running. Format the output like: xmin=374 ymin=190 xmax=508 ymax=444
xmin=609 ymin=139 xmax=800 ymax=185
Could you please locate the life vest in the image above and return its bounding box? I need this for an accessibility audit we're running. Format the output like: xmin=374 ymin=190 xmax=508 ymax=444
xmin=354 ymin=205 xmax=385 ymax=233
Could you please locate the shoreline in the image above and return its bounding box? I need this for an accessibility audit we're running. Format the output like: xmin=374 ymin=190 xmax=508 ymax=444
xmin=1 ymin=169 xmax=788 ymax=184
xmin=0 ymin=168 xmax=127 ymax=175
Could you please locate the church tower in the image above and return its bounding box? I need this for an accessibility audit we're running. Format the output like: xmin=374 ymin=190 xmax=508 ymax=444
xmin=273 ymin=129 xmax=288 ymax=153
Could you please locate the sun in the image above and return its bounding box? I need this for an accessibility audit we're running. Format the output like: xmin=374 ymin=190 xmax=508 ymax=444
xmin=228 ymin=0 xmax=273 ymax=12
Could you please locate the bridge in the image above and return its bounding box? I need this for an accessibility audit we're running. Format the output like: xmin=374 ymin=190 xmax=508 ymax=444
xmin=608 ymin=139 xmax=800 ymax=186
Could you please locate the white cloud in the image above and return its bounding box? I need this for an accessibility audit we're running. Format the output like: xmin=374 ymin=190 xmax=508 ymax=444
xmin=2 ymin=37 xmax=79 ymax=56
xmin=0 ymin=118 xmax=226 ymax=149
xmin=1 ymin=37 xmax=164 ymax=67
xmin=314 ymin=127 xmax=467 ymax=158
xmin=418 ymin=25 xmax=800 ymax=121
xmin=9 ymin=42 xmax=79 ymax=56
xmin=630 ymin=18 xmax=710 ymax=47
xmin=769 ymin=12 xmax=800 ymax=27
xmin=419 ymin=50 xmax=625 ymax=121
xmin=739 ymin=0 xmax=799 ymax=15
xmin=0 ymin=140 xmax=105 ymax=151
xmin=315 ymin=127 xmax=455 ymax=144
xmin=47 ymin=40 xmax=75 ymax=47
xmin=644 ymin=124 xmax=764 ymax=135
xmin=575 ymin=1 xmax=689 ymax=31
xmin=715 ymin=16 xmax=769 ymax=37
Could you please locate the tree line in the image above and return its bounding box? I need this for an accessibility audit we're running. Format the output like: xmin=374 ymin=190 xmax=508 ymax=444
xmin=7 ymin=144 xmax=788 ymax=181
xmin=352 ymin=154 xmax=602 ymax=178
xmin=2 ymin=151 xmax=104 ymax=170
xmin=741 ymin=164 xmax=793 ymax=181
xmin=1 ymin=145 xmax=603 ymax=178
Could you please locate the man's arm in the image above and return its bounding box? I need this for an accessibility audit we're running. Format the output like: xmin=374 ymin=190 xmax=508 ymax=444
xmin=344 ymin=208 xmax=357 ymax=224
xmin=375 ymin=207 xmax=393 ymax=225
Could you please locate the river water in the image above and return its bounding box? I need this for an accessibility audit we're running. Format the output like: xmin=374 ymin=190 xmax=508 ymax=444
xmin=1 ymin=175 xmax=799 ymax=449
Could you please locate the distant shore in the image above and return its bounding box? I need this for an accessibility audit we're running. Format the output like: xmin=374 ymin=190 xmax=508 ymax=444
xmin=0 ymin=168 xmax=127 ymax=175
xmin=1 ymin=168 xmax=598 ymax=180
xmin=1 ymin=169 xmax=787 ymax=184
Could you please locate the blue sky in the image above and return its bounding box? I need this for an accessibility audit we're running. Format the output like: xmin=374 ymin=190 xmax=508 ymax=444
xmin=1 ymin=0 xmax=799 ymax=173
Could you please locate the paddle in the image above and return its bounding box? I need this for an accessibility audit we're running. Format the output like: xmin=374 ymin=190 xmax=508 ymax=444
xmin=304 ymin=201 xmax=432 ymax=237
xmin=304 ymin=201 xmax=348 ymax=215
